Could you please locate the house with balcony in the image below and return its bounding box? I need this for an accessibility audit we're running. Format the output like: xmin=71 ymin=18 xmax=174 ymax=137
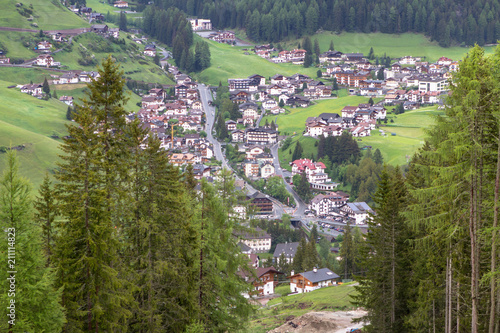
xmin=288 ymin=268 xmax=340 ymax=293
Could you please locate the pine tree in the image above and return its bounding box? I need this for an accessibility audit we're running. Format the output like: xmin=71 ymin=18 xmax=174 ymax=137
xmin=292 ymin=141 xmax=303 ymax=161
xmin=53 ymin=89 xmax=58 ymax=99
xmin=54 ymin=55 xmax=134 ymax=332
xmin=0 ymin=151 xmax=65 ymax=332
xmin=34 ymin=173 xmax=58 ymax=264
xmin=329 ymin=40 xmax=334 ymax=51
xmin=119 ymin=11 xmax=127 ymax=31
xmin=42 ymin=77 xmax=50 ymax=95
xmin=352 ymin=167 xmax=412 ymax=332
xmin=196 ymin=178 xmax=254 ymax=331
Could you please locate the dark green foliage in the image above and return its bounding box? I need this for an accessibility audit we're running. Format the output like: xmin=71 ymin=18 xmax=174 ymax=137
xmin=377 ymin=68 xmax=384 ymax=80
xmin=42 ymin=77 xmax=50 ymax=95
xmin=194 ymin=41 xmax=211 ymax=71
xmin=54 ymin=56 xmax=134 ymax=332
xmin=147 ymin=0 xmax=500 ymax=46
xmin=0 ymin=152 xmax=65 ymax=332
xmin=394 ymin=103 xmax=405 ymax=114
xmin=317 ymin=131 xmax=360 ymax=164
xmin=119 ymin=11 xmax=127 ymax=31
xmin=34 ymin=173 xmax=58 ymax=264
xmin=316 ymin=69 xmax=322 ymax=78
xmin=296 ymin=172 xmax=313 ymax=203
xmin=142 ymin=6 xmax=193 ymax=71
xmin=292 ymin=141 xmax=303 ymax=161
xmin=352 ymin=167 xmax=412 ymax=332
xmin=373 ymin=148 xmax=383 ymax=165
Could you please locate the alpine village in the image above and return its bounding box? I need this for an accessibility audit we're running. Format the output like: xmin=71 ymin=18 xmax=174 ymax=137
xmin=0 ymin=0 xmax=499 ymax=332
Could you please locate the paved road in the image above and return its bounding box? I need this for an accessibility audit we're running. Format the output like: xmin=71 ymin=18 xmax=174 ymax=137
xmin=198 ymin=83 xmax=228 ymax=169
xmin=270 ymin=143 xmax=307 ymax=217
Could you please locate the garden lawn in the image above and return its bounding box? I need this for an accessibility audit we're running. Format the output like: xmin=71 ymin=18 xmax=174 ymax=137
xmin=193 ymin=35 xmax=319 ymax=86
xmin=249 ymin=283 xmax=358 ymax=333
xmin=0 ymin=0 xmax=88 ymax=30
xmin=0 ymin=79 xmax=70 ymax=189
xmin=283 ymin=32 xmax=495 ymax=63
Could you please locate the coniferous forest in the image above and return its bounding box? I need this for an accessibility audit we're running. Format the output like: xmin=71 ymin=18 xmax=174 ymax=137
xmin=353 ymin=45 xmax=500 ymax=332
xmin=140 ymin=0 xmax=500 ymax=47
xmin=0 ymin=56 xmax=252 ymax=332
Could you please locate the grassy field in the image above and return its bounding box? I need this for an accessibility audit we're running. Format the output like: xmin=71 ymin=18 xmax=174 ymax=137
xmin=283 ymin=32 xmax=495 ymax=63
xmin=193 ymin=35 xmax=320 ymax=86
xmin=53 ymin=32 xmax=174 ymax=84
xmin=262 ymin=95 xmax=371 ymax=135
xmin=0 ymin=0 xmax=88 ymax=30
xmin=0 ymin=79 xmax=70 ymax=189
xmin=0 ymin=30 xmax=38 ymax=59
xmin=249 ymin=283 xmax=358 ymax=333
xmin=357 ymin=106 xmax=443 ymax=165
xmin=0 ymin=66 xmax=66 ymax=84
xmin=51 ymin=83 xmax=142 ymax=113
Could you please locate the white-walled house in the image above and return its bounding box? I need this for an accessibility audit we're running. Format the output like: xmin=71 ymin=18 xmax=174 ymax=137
xmin=288 ymin=268 xmax=340 ymax=293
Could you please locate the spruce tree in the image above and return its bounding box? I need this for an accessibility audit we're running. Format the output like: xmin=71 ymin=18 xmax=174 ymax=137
xmin=0 ymin=151 xmax=65 ymax=332
xmin=196 ymin=178 xmax=254 ymax=331
xmin=42 ymin=77 xmax=50 ymax=95
xmin=352 ymin=166 xmax=412 ymax=332
xmin=34 ymin=173 xmax=58 ymax=264
xmin=54 ymin=56 xmax=134 ymax=332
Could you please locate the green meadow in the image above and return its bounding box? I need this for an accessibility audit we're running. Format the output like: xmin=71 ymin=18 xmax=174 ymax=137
xmin=52 ymin=32 xmax=174 ymax=84
xmin=0 ymin=0 xmax=88 ymax=30
xmin=193 ymin=35 xmax=319 ymax=86
xmin=249 ymin=283 xmax=358 ymax=333
xmin=283 ymin=32 xmax=495 ymax=63
xmin=51 ymin=83 xmax=143 ymax=113
xmin=0 ymin=79 xmax=70 ymax=189
xmin=261 ymin=95 xmax=371 ymax=135
xmin=0 ymin=30 xmax=38 ymax=59
xmin=358 ymin=106 xmax=443 ymax=165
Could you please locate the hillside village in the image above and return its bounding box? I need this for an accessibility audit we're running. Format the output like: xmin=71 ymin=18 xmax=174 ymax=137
xmin=1 ymin=1 xmax=491 ymax=332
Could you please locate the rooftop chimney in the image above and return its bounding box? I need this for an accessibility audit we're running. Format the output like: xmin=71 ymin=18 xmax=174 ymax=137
xmin=313 ymin=267 xmax=317 ymax=273
xmin=291 ymin=270 xmax=295 ymax=276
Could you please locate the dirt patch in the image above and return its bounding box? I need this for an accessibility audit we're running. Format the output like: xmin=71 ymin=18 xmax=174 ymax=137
xmin=268 ymin=310 xmax=367 ymax=333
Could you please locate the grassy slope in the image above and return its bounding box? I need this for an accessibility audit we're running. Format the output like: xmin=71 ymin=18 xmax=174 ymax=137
xmin=358 ymin=106 xmax=442 ymax=165
xmin=193 ymin=35 xmax=319 ymax=86
xmin=262 ymin=95 xmax=370 ymax=135
xmin=283 ymin=32 xmax=495 ymax=63
xmin=249 ymin=283 xmax=358 ymax=333
xmin=0 ymin=0 xmax=89 ymax=30
xmin=0 ymin=30 xmax=38 ymax=59
xmin=0 ymin=79 xmax=71 ymax=189
xmin=51 ymin=84 xmax=142 ymax=113
xmin=53 ymin=32 xmax=174 ymax=84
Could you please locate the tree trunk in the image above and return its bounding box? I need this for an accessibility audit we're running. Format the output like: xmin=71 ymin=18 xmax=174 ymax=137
xmin=489 ymin=128 xmax=500 ymax=333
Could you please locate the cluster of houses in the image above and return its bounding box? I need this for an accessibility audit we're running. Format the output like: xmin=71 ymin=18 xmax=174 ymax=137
xmin=68 ymin=4 xmax=105 ymax=22
xmin=225 ymin=73 xmax=333 ymax=126
xmin=304 ymin=104 xmax=387 ymax=138
xmin=308 ymin=192 xmax=373 ymax=224
xmin=207 ymin=31 xmax=236 ymax=44
xmin=237 ymin=233 xmax=341 ymax=296
xmin=319 ymin=51 xmax=453 ymax=107
xmin=290 ymin=158 xmax=337 ymax=191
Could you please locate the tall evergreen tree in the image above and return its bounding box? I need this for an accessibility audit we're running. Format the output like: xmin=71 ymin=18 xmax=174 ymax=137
xmin=34 ymin=173 xmax=58 ymax=264
xmin=352 ymin=167 xmax=412 ymax=332
xmin=54 ymin=56 xmax=134 ymax=332
xmin=42 ymin=77 xmax=50 ymax=95
xmin=0 ymin=151 xmax=65 ymax=332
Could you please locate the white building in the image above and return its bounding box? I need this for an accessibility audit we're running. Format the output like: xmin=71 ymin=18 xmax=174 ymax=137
xmin=288 ymin=268 xmax=340 ymax=293
xmin=340 ymin=202 xmax=374 ymax=224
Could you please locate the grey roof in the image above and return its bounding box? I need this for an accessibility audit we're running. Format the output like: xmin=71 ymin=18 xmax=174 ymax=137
xmin=299 ymin=268 xmax=340 ymax=283
xmin=346 ymin=202 xmax=373 ymax=214
xmin=273 ymin=242 xmax=299 ymax=258
xmin=238 ymin=241 xmax=252 ymax=252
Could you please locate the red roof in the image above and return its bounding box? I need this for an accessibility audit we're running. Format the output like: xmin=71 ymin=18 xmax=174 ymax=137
xmin=291 ymin=159 xmax=326 ymax=171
